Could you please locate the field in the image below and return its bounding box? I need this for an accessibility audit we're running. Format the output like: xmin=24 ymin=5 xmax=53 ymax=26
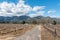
xmin=0 ymin=24 xmax=40 ymax=40
xmin=41 ymin=24 xmax=60 ymax=40
xmin=1 ymin=23 xmax=60 ymax=40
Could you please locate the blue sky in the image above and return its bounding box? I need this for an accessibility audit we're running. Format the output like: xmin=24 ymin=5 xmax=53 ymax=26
xmin=25 ymin=0 xmax=60 ymax=18
xmin=0 ymin=0 xmax=60 ymax=18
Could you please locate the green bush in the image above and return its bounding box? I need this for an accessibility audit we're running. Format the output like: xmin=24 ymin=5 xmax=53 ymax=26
xmin=52 ymin=20 xmax=56 ymax=25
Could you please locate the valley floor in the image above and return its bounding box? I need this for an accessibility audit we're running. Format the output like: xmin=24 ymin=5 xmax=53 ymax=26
xmin=0 ymin=24 xmax=40 ymax=40
xmin=41 ymin=24 xmax=60 ymax=40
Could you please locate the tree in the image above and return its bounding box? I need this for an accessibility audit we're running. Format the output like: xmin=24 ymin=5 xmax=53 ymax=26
xmin=22 ymin=21 xmax=25 ymax=24
xmin=52 ymin=20 xmax=56 ymax=25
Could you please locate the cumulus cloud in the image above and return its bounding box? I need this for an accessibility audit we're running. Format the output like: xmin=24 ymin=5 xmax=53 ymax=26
xmin=47 ymin=9 xmax=57 ymax=18
xmin=0 ymin=0 xmax=45 ymax=17
xmin=0 ymin=2 xmax=16 ymax=16
xmin=28 ymin=11 xmax=45 ymax=17
xmin=48 ymin=10 xmax=56 ymax=14
xmin=33 ymin=6 xmax=45 ymax=12
xmin=0 ymin=0 xmax=32 ymax=16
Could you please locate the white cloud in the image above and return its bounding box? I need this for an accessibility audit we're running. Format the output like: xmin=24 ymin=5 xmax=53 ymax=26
xmin=47 ymin=10 xmax=56 ymax=18
xmin=33 ymin=6 xmax=45 ymax=12
xmin=28 ymin=11 xmax=45 ymax=17
xmin=37 ymin=11 xmax=45 ymax=15
xmin=48 ymin=10 xmax=56 ymax=14
xmin=0 ymin=0 xmax=45 ymax=17
xmin=49 ymin=15 xmax=56 ymax=18
xmin=0 ymin=2 xmax=16 ymax=16
xmin=28 ymin=14 xmax=39 ymax=17
xmin=0 ymin=0 xmax=32 ymax=17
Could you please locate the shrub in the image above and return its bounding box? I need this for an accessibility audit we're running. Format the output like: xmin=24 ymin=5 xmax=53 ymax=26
xmin=52 ymin=20 xmax=56 ymax=25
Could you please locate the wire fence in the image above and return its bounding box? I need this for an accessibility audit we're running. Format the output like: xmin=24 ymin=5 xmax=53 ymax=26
xmin=43 ymin=25 xmax=60 ymax=38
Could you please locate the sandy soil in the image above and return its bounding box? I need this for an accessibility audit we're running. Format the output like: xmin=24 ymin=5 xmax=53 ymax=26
xmin=41 ymin=24 xmax=60 ymax=40
xmin=0 ymin=24 xmax=40 ymax=40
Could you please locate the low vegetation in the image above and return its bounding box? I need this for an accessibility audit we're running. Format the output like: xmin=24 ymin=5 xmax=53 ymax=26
xmin=0 ymin=24 xmax=35 ymax=36
xmin=41 ymin=24 xmax=60 ymax=40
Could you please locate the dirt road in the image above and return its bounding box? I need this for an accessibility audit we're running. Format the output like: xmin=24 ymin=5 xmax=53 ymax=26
xmin=0 ymin=24 xmax=41 ymax=40
xmin=13 ymin=25 xmax=40 ymax=40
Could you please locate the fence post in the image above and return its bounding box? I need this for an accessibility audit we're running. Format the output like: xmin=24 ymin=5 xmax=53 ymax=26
xmin=54 ymin=28 xmax=57 ymax=40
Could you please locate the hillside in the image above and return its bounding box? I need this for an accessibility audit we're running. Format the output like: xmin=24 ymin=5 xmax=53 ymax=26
xmin=0 ymin=16 xmax=60 ymax=24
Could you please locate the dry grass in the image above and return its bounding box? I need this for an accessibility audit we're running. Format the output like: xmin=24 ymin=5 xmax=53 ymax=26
xmin=0 ymin=24 xmax=36 ymax=40
xmin=41 ymin=24 xmax=60 ymax=40
xmin=0 ymin=24 xmax=41 ymax=40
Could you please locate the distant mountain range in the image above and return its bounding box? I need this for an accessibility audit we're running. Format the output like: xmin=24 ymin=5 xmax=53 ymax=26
xmin=0 ymin=15 xmax=60 ymax=24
